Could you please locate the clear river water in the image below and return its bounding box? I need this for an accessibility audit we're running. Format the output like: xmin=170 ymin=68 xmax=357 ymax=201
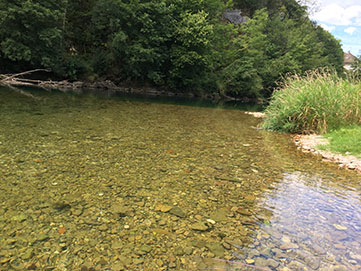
xmin=1 ymin=86 xmax=361 ymax=271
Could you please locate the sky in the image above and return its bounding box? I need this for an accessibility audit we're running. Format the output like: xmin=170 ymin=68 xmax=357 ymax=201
xmin=307 ymin=0 xmax=361 ymax=56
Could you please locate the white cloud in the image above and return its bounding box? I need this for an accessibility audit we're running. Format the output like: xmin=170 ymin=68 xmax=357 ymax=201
xmin=318 ymin=0 xmax=361 ymax=8
xmin=310 ymin=3 xmax=361 ymax=26
xmin=320 ymin=24 xmax=335 ymax=32
xmin=344 ymin=26 xmax=357 ymax=34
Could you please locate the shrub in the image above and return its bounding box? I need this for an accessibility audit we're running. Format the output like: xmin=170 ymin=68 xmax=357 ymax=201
xmin=262 ymin=70 xmax=361 ymax=134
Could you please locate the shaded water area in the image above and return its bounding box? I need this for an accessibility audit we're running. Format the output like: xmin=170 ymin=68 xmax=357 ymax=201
xmin=1 ymin=87 xmax=361 ymax=271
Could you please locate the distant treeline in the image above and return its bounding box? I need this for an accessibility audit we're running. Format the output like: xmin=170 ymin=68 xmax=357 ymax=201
xmin=0 ymin=0 xmax=344 ymax=99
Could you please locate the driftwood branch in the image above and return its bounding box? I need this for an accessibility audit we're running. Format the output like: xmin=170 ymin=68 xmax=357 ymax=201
xmin=0 ymin=69 xmax=119 ymax=92
xmin=0 ymin=69 xmax=50 ymax=83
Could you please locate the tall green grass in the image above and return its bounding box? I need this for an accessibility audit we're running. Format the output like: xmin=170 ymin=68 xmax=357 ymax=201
xmin=262 ymin=70 xmax=361 ymax=134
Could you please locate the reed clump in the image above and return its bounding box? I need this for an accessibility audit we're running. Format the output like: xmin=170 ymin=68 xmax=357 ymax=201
xmin=262 ymin=70 xmax=361 ymax=134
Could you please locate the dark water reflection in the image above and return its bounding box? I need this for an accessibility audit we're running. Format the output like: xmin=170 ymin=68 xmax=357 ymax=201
xmin=0 ymin=87 xmax=360 ymax=270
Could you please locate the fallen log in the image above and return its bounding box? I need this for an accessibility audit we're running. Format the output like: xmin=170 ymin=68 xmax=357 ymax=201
xmin=0 ymin=69 xmax=50 ymax=83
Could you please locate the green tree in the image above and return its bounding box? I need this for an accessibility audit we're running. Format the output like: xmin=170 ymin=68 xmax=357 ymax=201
xmin=0 ymin=0 xmax=66 ymax=71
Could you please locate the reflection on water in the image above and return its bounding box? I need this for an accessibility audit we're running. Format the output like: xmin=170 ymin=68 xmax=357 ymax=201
xmin=0 ymin=87 xmax=360 ymax=270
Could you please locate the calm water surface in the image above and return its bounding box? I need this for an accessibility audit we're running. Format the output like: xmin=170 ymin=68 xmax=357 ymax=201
xmin=0 ymin=87 xmax=361 ymax=271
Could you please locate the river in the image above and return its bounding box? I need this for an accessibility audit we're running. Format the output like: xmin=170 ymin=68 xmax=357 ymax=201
xmin=0 ymin=86 xmax=360 ymax=271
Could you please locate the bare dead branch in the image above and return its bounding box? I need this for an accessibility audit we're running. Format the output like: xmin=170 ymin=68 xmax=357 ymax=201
xmin=0 ymin=69 xmax=50 ymax=82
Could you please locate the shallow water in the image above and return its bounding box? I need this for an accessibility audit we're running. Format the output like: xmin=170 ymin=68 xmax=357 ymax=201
xmin=0 ymin=87 xmax=360 ymax=271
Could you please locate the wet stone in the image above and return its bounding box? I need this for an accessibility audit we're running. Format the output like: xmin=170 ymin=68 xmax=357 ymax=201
xmin=169 ymin=206 xmax=186 ymax=218
xmin=331 ymin=265 xmax=349 ymax=271
xmin=155 ymin=204 xmax=173 ymax=213
xmin=236 ymin=208 xmax=253 ymax=216
xmin=306 ymin=256 xmax=321 ymax=270
xmin=206 ymin=243 xmax=225 ymax=258
xmin=36 ymin=233 xmax=49 ymax=242
xmin=174 ymin=247 xmax=184 ymax=256
xmin=21 ymin=248 xmax=33 ymax=260
xmin=139 ymin=244 xmax=152 ymax=254
xmin=288 ymin=260 xmax=308 ymax=271
xmin=349 ymin=252 xmax=361 ymax=261
xmin=98 ymin=224 xmax=108 ymax=231
xmin=53 ymin=202 xmax=71 ymax=211
xmin=112 ymin=240 xmax=123 ymax=250
xmin=190 ymin=221 xmax=209 ymax=231
xmin=280 ymin=242 xmax=299 ymax=250
xmin=111 ymin=204 xmax=130 ymax=217
xmin=71 ymin=207 xmax=83 ymax=216
xmin=209 ymin=209 xmax=228 ymax=222
xmin=192 ymin=239 xmax=207 ymax=248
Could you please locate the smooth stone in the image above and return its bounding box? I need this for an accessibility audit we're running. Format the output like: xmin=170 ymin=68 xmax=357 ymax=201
xmin=112 ymin=240 xmax=123 ymax=250
xmin=266 ymin=258 xmax=279 ymax=268
xmin=154 ymin=204 xmax=172 ymax=213
xmin=190 ymin=222 xmax=209 ymax=232
xmin=236 ymin=208 xmax=252 ymax=216
xmin=259 ymin=248 xmax=272 ymax=257
xmin=22 ymin=248 xmax=33 ymax=260
xmin=133 ymin=258 xmax=144 ymax=264
xmin=118 ymin=256 xmax=132 ymax=266
xmin=184 ymin=247 xmax=193 ymax=255
xmin=192 ymin=239 xmax=207 ymax=248
xmin=287 ymin=260 xmax=308 ymax=271
xmin=97 ymin=258 xmax=107 ymax=265
xmin=112 ymin=263 xmax=125 ymax=271
xmin=272 ymin=248 xmax=287 ymax=258
xmin=71 ymin=208 xmax=83 ymax=216
xmin=244 ymin=195 xmax=255 ymax=202
xmin=98 ymin=224 xmax=108 ymax=231
xmin=169 ymin=207 xmax=186 ymax=218
xmin=111 ymin=204 xmax=130 ymax=216
xmin=312 ymin=244 xmax=326 ymax=255
xmin=305 ymin=257 xmax=321 ymax=270
xmin=280 ymin=242 xmax=299 ymax=250
xmin=333 ymin=224 xmax=347 ymax=231
xmin=37 ymin=233 xmax=49 ymax=242
xmin=174 ymin=247 xmax=184 ymax=256
xmin=205 ymin=243 xmax=225 ymax=258
xmin=53 ymin=202 xmax=71 ymax=211
xmin=331 ymin=265 xmax=349 ymax=271
xmin=11 ymin=214 xmax=27 ymax=222
xmin=139 ymin=244 xmax=152 ymax=254
xmin=349 ymin=252 xmax=361 ymax=261
xmin=254 ymin=257 xmax=268 ymax=267
xmin=210 ymin=209 xmax=228 ymax=222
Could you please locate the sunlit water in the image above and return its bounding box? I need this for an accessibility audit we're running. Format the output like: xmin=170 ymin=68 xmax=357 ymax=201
xmin=0 ymin=87 xmax=360 ymax=271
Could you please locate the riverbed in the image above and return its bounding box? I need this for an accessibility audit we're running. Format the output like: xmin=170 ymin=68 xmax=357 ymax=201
xmin=1 ymin=87 xmax=361 ymax=270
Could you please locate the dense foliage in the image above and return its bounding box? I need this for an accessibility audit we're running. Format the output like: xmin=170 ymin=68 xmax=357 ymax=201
xmin=0 ymin=0 xmax=344 ymax=99
xmin=262 ymin=71 xmax=361 ymax=134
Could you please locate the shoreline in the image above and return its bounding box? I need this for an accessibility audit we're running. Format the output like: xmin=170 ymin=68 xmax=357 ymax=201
xmin=0 ymin=73 xmax=260 ymax=103
xmin=293 ymin=134 xmax=361 ymax=174
xmin=246 ymin=112 xmax=361 ymax=175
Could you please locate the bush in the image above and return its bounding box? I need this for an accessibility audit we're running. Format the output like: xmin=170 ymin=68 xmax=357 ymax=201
xmin=262 ymin=70 xmax=361 ymax=134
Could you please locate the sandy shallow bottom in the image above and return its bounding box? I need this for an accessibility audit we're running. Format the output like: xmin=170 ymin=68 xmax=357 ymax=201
xmin=293 ymin=134 xmax=361 ymax=174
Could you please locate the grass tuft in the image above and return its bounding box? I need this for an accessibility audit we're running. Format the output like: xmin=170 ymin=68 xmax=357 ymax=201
xmin=262 ymin=70 xmax=361 ymax=134
xmin=318 ymin=125 xmax=361 ymax=157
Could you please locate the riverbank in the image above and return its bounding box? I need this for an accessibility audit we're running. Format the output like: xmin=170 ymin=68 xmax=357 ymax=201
xmin=248 ymin=112 xmax=361 ymax=174
xmin=0 ymin=71 xmax=258 ymax=103
xmin=293 ymin=134 xmax=361 ymax=174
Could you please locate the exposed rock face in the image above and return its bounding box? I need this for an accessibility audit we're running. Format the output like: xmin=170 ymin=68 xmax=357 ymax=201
xmin=223 ymin=10 xmax=249 ymax=25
